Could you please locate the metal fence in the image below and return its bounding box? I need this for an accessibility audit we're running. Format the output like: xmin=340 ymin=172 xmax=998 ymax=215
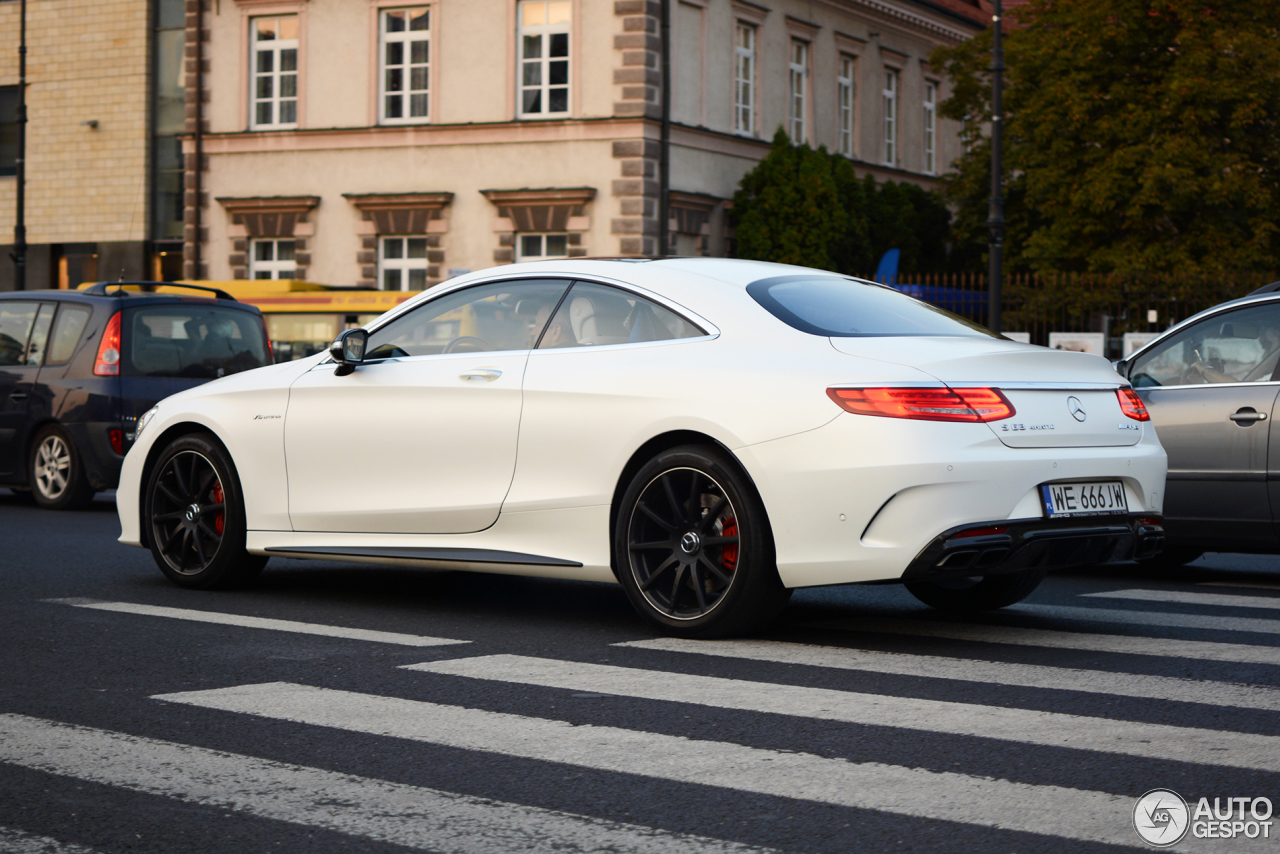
xmin=884 ymin=272 xmax=1279 ymax=358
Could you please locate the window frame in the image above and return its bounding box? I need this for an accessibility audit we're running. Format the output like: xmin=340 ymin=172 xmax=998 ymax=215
xmin=516 ymin=0 xmax=572 ymax=120
xmin=923 ymin=80 xmax=937 ymax=175
xmin=249 ymin=238 xmax=298 ymax=280
xmin=249 ymin=15 xmax=300 ymax=131
xmin=837 ymin=55 xmax=856 ymax=158
xmin=788 ymin=39 xmax=808 ymax=144
xmin=882 ymin=68 xmax=898 ymax=167
xmin=516 ymin=233 xmax=570 ymax=262
xmin=379 ymin=6 xmax=431 ymax=125
xmin=378 ymin=236 xmax=430 ymax=291
xmin=733 ymin=22 xmax=756 ymax=137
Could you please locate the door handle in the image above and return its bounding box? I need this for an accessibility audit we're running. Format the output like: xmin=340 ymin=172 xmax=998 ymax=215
xmin=1229 ymin=409 xmax=1267 ymax=424
xmin=459 ymin=368 xmax=502 ymax=382
xmin=8 ymin=391 xmax=27 ymax=401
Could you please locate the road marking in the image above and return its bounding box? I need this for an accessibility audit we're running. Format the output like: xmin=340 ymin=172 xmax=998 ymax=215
xmin=0 ymin=826 xmax=103 ymax=854
xmin=45 ymin=598 xmax=467 ymax=648
xmin=614 ymin=637 xmax=1280 ymax=711
xmin=807 ymin=616 xmax=1280 ymax=666
xmin=1083 ymin=589 xmax=1280 ymax=610
xmin=406 ymin=655 xmax=1280 ymax=773
xmin=0 ymin=714 xmax=771 ymax=854
xmin=1018 ymin=603 xmax=1280 ymax=635
xmin=1200 ymin=581 xmax=1280 ymax=591
xmin=154 ymin=681 xmax=1155 ymax=849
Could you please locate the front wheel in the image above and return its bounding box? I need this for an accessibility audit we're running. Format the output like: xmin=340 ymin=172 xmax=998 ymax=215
xmin=904 ymin=567 xmax=1047 ymax=612
xmin=615 ymin=445 xmax=790 ymax=638
xmin=144 ymin=433 xmax=267 ymax=588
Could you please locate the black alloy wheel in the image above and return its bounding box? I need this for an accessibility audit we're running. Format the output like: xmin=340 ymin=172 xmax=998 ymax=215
xmin=145 ymin=434 xmax=266 ymax=588
xmin=904 ymin=567 xmax=1048 ymax=612
xmin=616 ymin=446 xmax=790 ymax=637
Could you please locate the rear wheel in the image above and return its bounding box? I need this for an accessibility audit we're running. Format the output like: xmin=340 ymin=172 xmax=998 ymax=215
xmin=905 ymin=567 xmax=1047 ymax=612
xmin=615 ymin=446 xmax=790 ymax=638
xmin=29 ymin=425 xmax=94 ymax=510
xmin=145 ymin=434 xmax=266 ymax=588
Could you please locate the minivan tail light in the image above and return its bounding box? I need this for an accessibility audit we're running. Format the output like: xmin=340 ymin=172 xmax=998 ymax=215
xmin=1117 ymin=388 xmax=1150 ymax=421
xmin=94 ymin=311 xmax=122 ymax=376
xmin=827 ymin=387 xmax=1015 ymax=422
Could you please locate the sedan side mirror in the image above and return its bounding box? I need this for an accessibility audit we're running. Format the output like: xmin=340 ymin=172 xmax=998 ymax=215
xmin=330 ymin=328 xmax=368 ymax=376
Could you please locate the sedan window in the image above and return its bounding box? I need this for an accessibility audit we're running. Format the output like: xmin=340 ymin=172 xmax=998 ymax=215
xmin=365 ymin=279 xmax=571 ymax=360
xmin=1130 ymin=303 xmax=1280 ymax=387
xmin=537 ymin=282 xmax=704 ymax=349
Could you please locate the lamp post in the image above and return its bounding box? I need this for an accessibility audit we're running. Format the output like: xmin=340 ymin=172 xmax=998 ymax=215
xmin=987 ymin=0 xmax=1004 ymax=333
xmin=10 ymin=0 xmax=27 ymax=290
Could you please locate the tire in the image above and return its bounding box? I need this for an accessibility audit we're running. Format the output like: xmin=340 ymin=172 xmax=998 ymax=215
xmin=29 ymin=424 xmax=95 ymax=510
xmin=144 ymin=433 xmax=267 ymax=589
xmin=615 ymin=445 xmax=790 ymax=638
xmin=905 ymin=567 xmax=1048 ymax=613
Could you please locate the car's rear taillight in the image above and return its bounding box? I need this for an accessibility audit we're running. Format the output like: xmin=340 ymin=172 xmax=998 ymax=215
xmin=1117 ymin=388 xmax=1150 ymax=421
xmin=827 ymin=387 xmax=1015 ymax=423
xmin=108 ymin=428 xmax=124 ymax=456
xmin=94 ymin=311 xmax=122 ymax=376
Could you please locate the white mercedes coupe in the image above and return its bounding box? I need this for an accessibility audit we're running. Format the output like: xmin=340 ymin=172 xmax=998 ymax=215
xmin=117 ymin=259 xmax=1167 ymax=636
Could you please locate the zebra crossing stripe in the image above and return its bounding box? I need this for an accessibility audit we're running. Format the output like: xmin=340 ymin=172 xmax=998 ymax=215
xmin=44 ymin=598 xmax=467 ymax=647
xmin=613 ymin=637 xmax=1280 ymax=711
xmin=152 ymin=681 xmax=1158 ymax=849
xmin=0 ymin=825 xmax=104 ymax=854
xmin=0 ymin=714 xmax=773 ymax=854
xmin=807 ymin=616 xmax=1280 ymax=666
xmin=406 ymin=655 xmax=1280 ymax=772
xmin=1017 ymin=603 xmax=1280 ymax=635
xmin=1082 ymin=589 xmax=1280 ymax=610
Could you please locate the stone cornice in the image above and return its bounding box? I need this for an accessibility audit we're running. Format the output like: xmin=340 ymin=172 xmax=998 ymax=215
xmin=479 ymin=188 xmax=597 ymax=206
xmin=813 ymin=0 xmax=976 ymax=42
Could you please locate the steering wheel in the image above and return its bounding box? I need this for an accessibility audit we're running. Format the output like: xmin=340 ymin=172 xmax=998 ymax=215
xmin=443 ymin=336 xmax=494 ymax=354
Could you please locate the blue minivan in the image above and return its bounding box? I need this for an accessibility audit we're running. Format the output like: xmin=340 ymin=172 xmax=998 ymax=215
xmin=0 ymin=283 xmax=271 ymax=509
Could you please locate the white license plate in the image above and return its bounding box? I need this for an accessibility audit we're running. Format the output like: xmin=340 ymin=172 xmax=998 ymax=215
xmin=1040 ymin=481 xmax=1128 ymax=518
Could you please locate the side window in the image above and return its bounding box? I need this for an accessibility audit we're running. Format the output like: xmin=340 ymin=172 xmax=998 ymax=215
xmin=537 ymin=282 xmax=705 ymax=349
xmin=0 ymin=301 xmax=39 ymax=367
xmin=1130 ymin=303 xmax=1280 ymax=387
xmin=47 ymin=305 xmax=92 ymax=365
xmin=25 ymin=304 xmax=56 ymax=366
xmin=365 ymin=279 xmax=571 ymax=360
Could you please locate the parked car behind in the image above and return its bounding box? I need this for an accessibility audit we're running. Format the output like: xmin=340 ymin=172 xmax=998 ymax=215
xmin=0 ymin=283 xmax=271 ymax=509
xmin=1116 ymin=286 xmax=1280 ymax=565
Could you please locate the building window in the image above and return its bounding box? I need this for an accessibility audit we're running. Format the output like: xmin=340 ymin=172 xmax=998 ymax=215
xmin=518 ymin=234 xmax=568 ymax=261
xmin=923 ymin=81 xmax=937 ymax=175
xmin=381 ymin=8 xmax=430 ymax=123
xmin=882 ymin=68 xmax=898 ymax=167
xmin=837 ymin=56 xmax=856 ymax=158
xmin=733 ymin=23 xmax=755 ymax=136
xmin=788 ymin=40 xmax=808 ymax=144
xmin=380 ymin=237 xmax=428 ymax=291
xmin=250 ymin=16 xmax=299 ymax=130
xmin=250 ymin=239 xmax=296 ymax=279
xmin=518 ymin=1 xmax=570 ymax=118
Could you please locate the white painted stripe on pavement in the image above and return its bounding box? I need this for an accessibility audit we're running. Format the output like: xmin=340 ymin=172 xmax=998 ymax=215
xmin=1083 ymin=589 xmax=1280 ymax=610
xmin=613 ymin=637 xmax=1280 ymax=712
xmin=45 ymin=598 xmax=466 ymax=648
xmin=154 ymin=681 xmax=1158 ymax=849
xmin=0 ymin=714 xmax=772 ymax=854
xmin=0 ymin=826 xmax=102 ymax=854
xmin=808 ymin=616 xmax=1280 ymax=666
xmin=407 ymin=655 xmax=1280 ymax=773
xmin=1018 ymin=603 xmax=1280 ymax=635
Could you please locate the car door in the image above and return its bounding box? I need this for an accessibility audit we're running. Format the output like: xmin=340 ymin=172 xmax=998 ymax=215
xmin=284 ymin=278 xmax=570 ymax=534
xmin=0 ymin=301 xmax=53 ymax=479
xmin=1128 ymin=301 xmax=1280 ymax=547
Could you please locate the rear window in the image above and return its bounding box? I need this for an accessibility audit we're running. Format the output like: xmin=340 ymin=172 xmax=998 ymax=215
xmin=123 ymin=304 xmax=270 ymax=378
xmin=747 ymin=275 xmax=999 ymax=339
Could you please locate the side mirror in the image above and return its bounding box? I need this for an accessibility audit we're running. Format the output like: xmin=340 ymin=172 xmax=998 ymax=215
xmin=330 ymin=328 xmax=368 ymax=376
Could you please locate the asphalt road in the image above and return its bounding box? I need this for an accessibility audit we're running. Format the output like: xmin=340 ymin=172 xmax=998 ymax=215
xmin=1 ymin=490 xmax=1278 ymax=853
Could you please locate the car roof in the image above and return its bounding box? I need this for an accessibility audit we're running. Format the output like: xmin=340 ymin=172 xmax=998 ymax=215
xmin=457 ymin=257 xmax=864 ymax=289
xmin=0 ymin=282 xmax=260 ymax=311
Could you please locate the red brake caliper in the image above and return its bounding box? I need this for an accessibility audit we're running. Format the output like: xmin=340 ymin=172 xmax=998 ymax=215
xmin=212 ymin=482 xmax=225 ymax=535
xmin=721 ymin=518 xmax=739 ymax=570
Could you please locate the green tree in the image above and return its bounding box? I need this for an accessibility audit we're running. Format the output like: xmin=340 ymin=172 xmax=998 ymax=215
xmin=933 ymin=0 xmax=1280 ymax=276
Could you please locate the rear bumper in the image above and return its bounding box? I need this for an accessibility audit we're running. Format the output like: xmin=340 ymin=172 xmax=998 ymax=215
xmin=63 ymin=421 xmax=123 ymax=492
xmin=903 ymin=514 xmax=1165 ymax=582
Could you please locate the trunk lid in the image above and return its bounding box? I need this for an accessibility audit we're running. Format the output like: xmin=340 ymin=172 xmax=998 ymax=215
xmin=829 ymin=336 xmax=1142 ymax=448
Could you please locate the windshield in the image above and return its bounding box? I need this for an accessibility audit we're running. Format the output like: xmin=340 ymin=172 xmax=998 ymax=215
xmin=746 ymin=275 xmax=999 ymax=339
xmin=123 ymin=304 xmax=270 ymax=379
